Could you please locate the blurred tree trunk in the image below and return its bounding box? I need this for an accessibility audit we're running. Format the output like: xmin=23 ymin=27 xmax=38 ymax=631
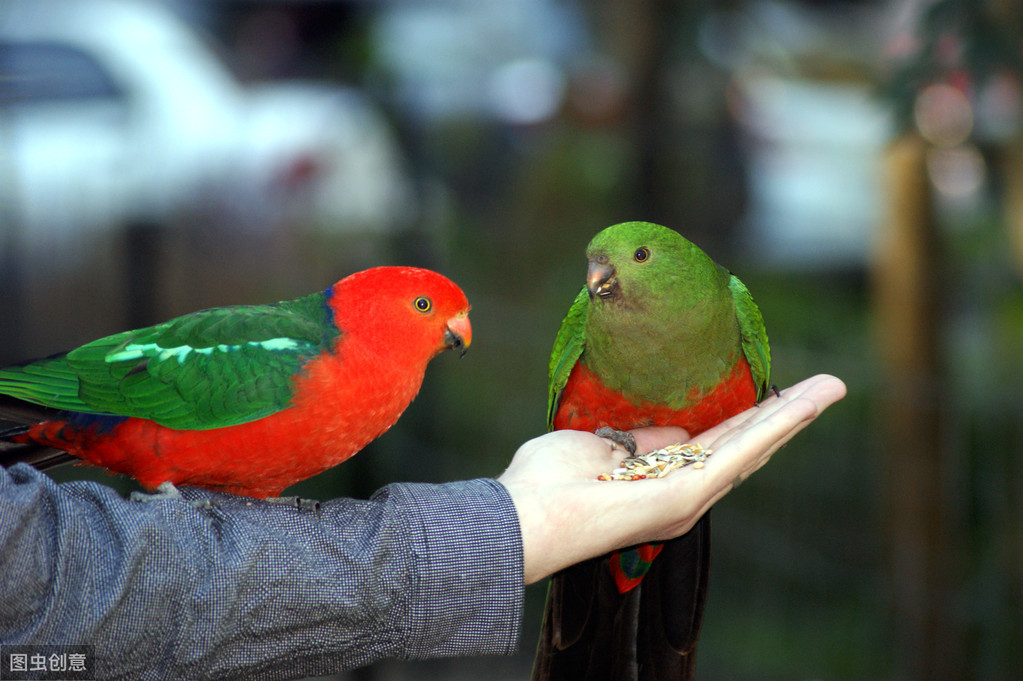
xmin=605 ymin=0 xmax=671 ymax=220
xmin=591 ymin=0 xmax=744 ymax=260
xmin=873 ymin=133 xmax=965 ymax=681
xmin=1001 ymin=137 xmax=1023 ymax=279
xmin=594 ymin=0 xmax=673 ymax=221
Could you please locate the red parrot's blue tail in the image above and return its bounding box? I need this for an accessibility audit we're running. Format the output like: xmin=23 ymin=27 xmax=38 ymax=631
xmin=0 ymin=395 xmax=76 ymax=470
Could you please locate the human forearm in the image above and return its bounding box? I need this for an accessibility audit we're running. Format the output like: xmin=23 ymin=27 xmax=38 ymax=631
xmin=0 ymin=469 xmax=524 ymax=679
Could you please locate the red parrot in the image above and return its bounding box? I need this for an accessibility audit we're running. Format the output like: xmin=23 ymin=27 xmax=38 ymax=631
xmin=532 ymin=222 xmax=771 ymax=681
xmin=0 ymin=266 xmax=471 ymax=499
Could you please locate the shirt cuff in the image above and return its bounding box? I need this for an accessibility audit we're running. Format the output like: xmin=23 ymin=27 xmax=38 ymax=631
xmin=378 ymin=478 xmax=524 ymax=658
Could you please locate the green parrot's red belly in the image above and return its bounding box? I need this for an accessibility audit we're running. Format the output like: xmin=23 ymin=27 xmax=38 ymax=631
xmin=553 ymin=355 xmax=757 ymax=593
xmin=553 ymin=356 xmax=757 ymax=436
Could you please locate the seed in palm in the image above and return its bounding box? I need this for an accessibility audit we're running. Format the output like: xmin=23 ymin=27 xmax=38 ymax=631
xmin=597 ymin=442 xmax=712 ymax=481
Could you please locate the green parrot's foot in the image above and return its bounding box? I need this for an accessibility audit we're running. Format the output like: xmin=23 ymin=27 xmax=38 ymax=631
xmin=265 ymin=496 xmax=321 ymax=513
xmin=130 ymin=481 xmax=214 ymax=509
xmin=594 ymin=426 xmax=637 ymax=456
xmin=756 ymin=384 xmax=783 ymax=406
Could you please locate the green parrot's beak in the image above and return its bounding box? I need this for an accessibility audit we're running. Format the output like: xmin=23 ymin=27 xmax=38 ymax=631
xmin=586 ymin=258 xmax=617 ymax=299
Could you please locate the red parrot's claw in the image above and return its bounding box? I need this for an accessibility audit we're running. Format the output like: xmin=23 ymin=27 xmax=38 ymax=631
xmin=266 ymin=496 xmax=321 ymax=513
xmin=130 ymin=481 xmax=213 ymax=509
xmin=130 ymin=480 xmax=183 ymax=503
xmin=594 ymin=426 xmax=637 ymax=456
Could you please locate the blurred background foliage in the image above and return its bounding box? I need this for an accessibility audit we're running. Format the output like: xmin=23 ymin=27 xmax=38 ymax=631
xmin=2 ymin=0 xmax=1022 ymax=679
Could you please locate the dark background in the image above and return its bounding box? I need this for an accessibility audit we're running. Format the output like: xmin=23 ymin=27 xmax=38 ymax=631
xmin=2 ymin=1 xmax=1021 ymax=679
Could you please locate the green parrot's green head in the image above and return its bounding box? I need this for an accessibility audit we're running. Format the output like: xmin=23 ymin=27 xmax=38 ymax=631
xmin=584 ymin=221 xmax=727 ymax=311
xmin=579 ymin=221 xmax=742 ymax=402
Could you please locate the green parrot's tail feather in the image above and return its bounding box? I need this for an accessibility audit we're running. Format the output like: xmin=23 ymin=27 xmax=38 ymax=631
xmin=635 ymin=514 xmax=711 ymax=678
xmin=532 ymin=514 xmax=710 ymax=681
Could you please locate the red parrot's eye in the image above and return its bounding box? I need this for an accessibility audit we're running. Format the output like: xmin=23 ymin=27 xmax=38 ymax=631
xmin=414 ymin=296 xmax=432 ymax=312
xmin=634 ymin=247 xmax=650 ymax=262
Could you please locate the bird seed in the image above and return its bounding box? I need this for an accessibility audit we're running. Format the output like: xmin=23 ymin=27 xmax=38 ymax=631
xmin=597 ymin=442 xmax=712 ymax=481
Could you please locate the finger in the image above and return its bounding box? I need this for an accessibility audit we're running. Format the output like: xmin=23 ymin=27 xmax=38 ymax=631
xmin=592 ymin=375 xmax=846 ymax=543
xmin=628 ymin=426 xmax=690 ymax=454
xmin=666 ymin=397 xmax=825 ymax=526
xmin=705 ymin=378 xmax=846 ymax=491
xmin=716 ymin=397 xmax=821 ymax=484
xmin=695 ymin=374 xmax=846 ymax=447
xmin=778 ymin=373 xmax=847 ymax=405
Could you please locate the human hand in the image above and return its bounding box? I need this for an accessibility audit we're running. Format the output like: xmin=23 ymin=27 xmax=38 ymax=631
xmin=498 ymin=374 xmax=847 ymax=584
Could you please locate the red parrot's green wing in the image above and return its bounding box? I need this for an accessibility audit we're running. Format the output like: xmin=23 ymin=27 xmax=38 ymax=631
xmin=0 ymin=292 xmax=337 ymax=430
xmin=547 ymin=287 xmax=589 ymax=430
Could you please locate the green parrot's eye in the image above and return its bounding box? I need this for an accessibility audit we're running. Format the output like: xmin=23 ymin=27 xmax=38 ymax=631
xmin=633 ymin=247 xmax=650 ymax=262
xmin=414 ymin=296 xmax=432 ymax=313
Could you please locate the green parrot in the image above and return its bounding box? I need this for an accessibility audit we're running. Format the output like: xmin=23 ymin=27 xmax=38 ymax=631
xmin=532 ymin=221 xmax=771 ymax=681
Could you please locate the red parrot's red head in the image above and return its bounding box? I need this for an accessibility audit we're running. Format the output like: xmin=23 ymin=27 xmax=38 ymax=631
xmin=328 ymin=266 xmax=472 ymax=362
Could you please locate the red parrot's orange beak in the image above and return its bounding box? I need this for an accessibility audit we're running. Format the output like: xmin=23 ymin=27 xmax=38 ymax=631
xmin=444 ymin=312 xmax=472 ymax=358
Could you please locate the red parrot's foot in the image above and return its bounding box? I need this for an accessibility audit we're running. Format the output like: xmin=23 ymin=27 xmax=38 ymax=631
xmin=130 ymin=481 xmax=183 ymax=503
xmin=130 ymin=481 xmax=213 ymax=509
xmin=594 ymin=426 xmax=637 ymax=456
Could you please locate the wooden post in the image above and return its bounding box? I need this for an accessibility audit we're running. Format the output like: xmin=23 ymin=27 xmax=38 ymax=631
xmin=1000 ymin=137 xmax=1023 ymax=278
xmin=873 ymin=133 xmax=964 ymax=680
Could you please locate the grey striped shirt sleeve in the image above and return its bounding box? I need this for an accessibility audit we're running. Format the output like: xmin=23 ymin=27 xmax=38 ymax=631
xmin=0 ymin=464 xmax=524 ymax=680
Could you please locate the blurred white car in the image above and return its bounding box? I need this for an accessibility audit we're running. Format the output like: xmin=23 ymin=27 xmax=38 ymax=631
xmin=0 ymin=0 xmax=416 ymax=259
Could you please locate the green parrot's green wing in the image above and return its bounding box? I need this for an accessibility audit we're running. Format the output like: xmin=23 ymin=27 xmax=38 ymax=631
xmin=0 ymin=292 xmax=338 ymax=430
xmin=729 ymin=274 xmax=771 ymax=401
xmin=547 ymin=287 xmax=589 ymax=430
